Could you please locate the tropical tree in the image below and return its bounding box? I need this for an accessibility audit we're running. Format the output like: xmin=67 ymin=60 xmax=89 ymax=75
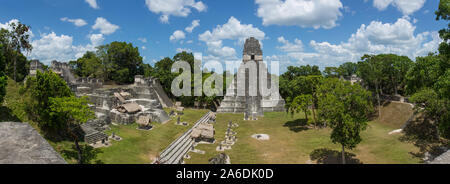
xmin=49 ymin=96 xmax=95 ymax=164
xmin=0 ymin=44 xmax=6 ymax=104
xmin=25 ymin=70 xmax=73 ymax=132
xmin=2 ymin=22 xmax=32 ymax=81
xmin=290 ymin=94 xmax=312 ymax=122
xmin=317 ymin=78 xmax=373 ymax=164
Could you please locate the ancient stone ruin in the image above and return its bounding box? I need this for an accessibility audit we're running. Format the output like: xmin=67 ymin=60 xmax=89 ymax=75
xmin=217 ymin=37 xmax=285 ymax=117
xmin=30 ymin=61 xmax=173 ymax=145
xmin=0 ymin=122 xmax=67 ymax=164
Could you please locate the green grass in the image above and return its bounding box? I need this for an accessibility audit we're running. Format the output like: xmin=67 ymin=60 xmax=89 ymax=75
xmin=94 ymin=108 xmax=209 ymax=164
xmin=377 ymin=101 xmax=414 ymax=129
xmin=186 ymin=111 xmax=421 ymax=164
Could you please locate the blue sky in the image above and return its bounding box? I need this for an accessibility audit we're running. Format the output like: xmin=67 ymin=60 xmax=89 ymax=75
xmin=0 ymin=0 xmax=446 ymax=72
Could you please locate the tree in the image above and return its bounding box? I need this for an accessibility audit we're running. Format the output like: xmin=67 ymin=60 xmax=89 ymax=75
xmin=317 ymin=78 xmax=373 ymax=164
xmin=406 ymin=54 xmax=445 ymax=95
xmin=436 ymin=0 xmax=450 ymax=58
xmin=25 ymin=70 xmax=73 ymax=132
xmin=96 ymin=41 xmax=144 ymax=84
xmin=0 ymin=44 xmax=6 ymax=104
xmin=3 ymin=22 xmax=32 ymax=81
xmin=323 ymin=67 xmax=340 ymax=78
xmin=290 ymin=94 xmax=312 ymax=121
xmin=357 ymin=54 xmax=386 ymax=117
xmin=69 ymin=51 xmax=103 ymax=78
xmin=410 ymin=88 xmax=449 ymax=139
xmin=49 ymin=96 xmax=95 ymax=164
xmin=338 ymin=62 xmax=358 ymax=78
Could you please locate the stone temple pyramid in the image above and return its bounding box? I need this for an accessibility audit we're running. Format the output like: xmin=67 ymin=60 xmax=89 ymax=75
xmin=217 ymin=37 xmax=285 ymax=117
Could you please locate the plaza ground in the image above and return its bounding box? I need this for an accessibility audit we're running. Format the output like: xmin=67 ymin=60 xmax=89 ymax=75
xmin=186 ymin=109 xmax=421 ymax=164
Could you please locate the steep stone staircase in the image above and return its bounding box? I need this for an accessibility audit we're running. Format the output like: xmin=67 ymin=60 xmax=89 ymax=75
xmin=157 ymin=111 xmax=212 ymax=164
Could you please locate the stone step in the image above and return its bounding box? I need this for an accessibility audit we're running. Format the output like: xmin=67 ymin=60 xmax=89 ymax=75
xmin=158 ymin=111 xmax=211 ymax=164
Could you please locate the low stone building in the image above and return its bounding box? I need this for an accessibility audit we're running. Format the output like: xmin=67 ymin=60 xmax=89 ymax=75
xmin=0 ymin=122 xmax=67 ymax=164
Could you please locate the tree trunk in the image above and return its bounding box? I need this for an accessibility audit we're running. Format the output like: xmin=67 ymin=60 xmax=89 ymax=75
xmin=13 ymin=54 xmax=16 ymax=81
xmin=341 ymin=144 xmax=346 ymax=165
xmin=68 ymin=126 xmax=83 ymax=164
xmin=375 ymin=82 xmax=381 ymax=118
xmin=74 ymin=138 xmax=83 ymax=164
xmin=311 ymin=105 xmax=317 ymax=129
xmin=304 ymin=110 xmax=308 ymax=122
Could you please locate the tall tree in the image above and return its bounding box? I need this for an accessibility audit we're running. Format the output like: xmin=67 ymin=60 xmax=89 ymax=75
xmin=357 ymin=54 xmax=385 ymax=117
xmin=436 ymin=0 xmax=450 ymax=58
xmin=96 ymin=41 xmax=144 ymax=84
xmin=0 ymin=43 xmax=6 ymax=104
xmin=317 ymin=78 xmax=373 ymax=164
xmin=25 ymin=70 xmax=73 ymax=132
xmin=49 ymin=96 xmax=95 ymax=164
xmin=3 ymin=22 xmax=32 ymax=81
xmin=290 ymin=94 xmax=312 ymax=121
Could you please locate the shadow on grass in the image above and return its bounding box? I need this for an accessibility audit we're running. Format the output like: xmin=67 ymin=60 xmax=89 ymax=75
xmin=61 ymin=144 xmax=104 ymax=164
xmin=283 ymin=119 xmax=309 ymax=133
xmin=0 ymin=106 xmax=21 ymax=122
xmin=399 ymin=115 xmax=448 ymax=162
xmin=310 ymin=148 xmax=362 ymax=164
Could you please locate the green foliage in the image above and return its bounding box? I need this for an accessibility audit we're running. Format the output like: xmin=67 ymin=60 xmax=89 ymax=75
xmin=290 ymin=94 xmax=312 ymax=120
xmin=405 ymin=54 xmax=446 ymax=95
xmin=0 ymin=44 xmax=7 ymax=104
xmin=69 ymin=51 xmax=103 ymax=78
xmin=323 ymin=67 xmax=340 ymax=78
xmin=0 ymin=75 xmax=6 ymax=104
xmin=49 ymin=96 xmax=95 ymax=126
xmin=358 ymin=54 xmax=413 ymax=96
xmin=26 ymin=70 xmax=73 ymax=131
xmin=0 ymin=22 xmax=32 ymax=82
xmin=73 ymin=42 xmax=144 ymax=84
xmin=338 ymin=62 xmax=358 ymax=78
xmin=317 ymin=78 xmax=373 ymax=150
xmin=436 ymin=0 xmax=450 ymax=57
xmin=279 ymin=65 xmax=321 ymax=110
xmin=410 ymin=88 xmax=450 ymax=139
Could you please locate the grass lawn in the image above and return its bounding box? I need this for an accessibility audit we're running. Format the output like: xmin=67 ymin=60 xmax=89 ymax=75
xmin=93 ymin=108 xmax=209 ymax=164
xmin=186 ymin=111 xmax=421 ymax=164
xmin=377 ymin=101 xmax=414 ymax=129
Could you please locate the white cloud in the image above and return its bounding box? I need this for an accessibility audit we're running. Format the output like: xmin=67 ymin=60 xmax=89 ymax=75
xmin=85 ymin=0 xmax=99 ymax=9
xmin=275 ymin=17 xmax=442 ymax=69
xmin=92 ymin=17 xmax=119 ymax=35
xmin=199 ymin=17 xmax=265 ymax=61
xmin=60 ymin=17 xmax=87 ymax=27
xmin=138 ymin=37 xmax=148 ymax=43
xmin=30 ymin=32 xmax=99 ymax=64
xmin=255 ymin=0 xmax=344 ymax=29
xmin=373 ymin=0 xmax=426 ymax=15
xmin=89 ymin=33 xmax=104 ymax=46
xmin=199 ymin=17 xmax=265 ymax=43
xmin=142 ymin=46 xmax=147 ymax=50
xmin=170 ymin=30 xmax=186 ymax=42
xmin=277 ymin=36 xmax=303 ymax=53
xmin=176 ymin=48 xmax=192 ymax=53
xmin=145 ymin=0 xmax=207 ymax=23
xmin=185 ymin=19 xmax=200 ymax=33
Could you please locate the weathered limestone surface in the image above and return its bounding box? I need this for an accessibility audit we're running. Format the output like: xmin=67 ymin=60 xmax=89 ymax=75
xmin=217 ymin=37 xmax=285 ymax=116
xmin=0 ymin=122 xmax=67 ymax=164
xmin=429 ymin=150 xmax=450 ymax=164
